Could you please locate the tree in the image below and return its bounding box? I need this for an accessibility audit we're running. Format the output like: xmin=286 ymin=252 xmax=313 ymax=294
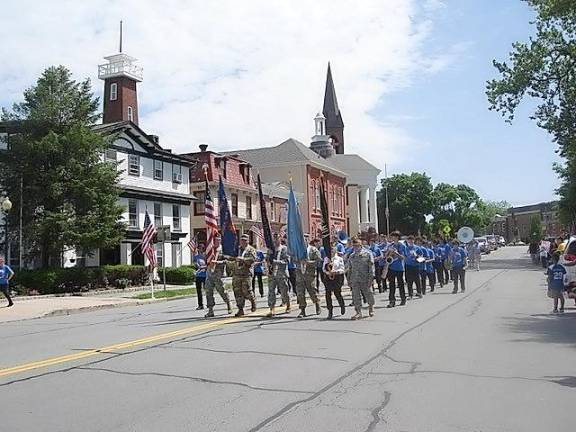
xmin=529 ymin=214 xmax=544 ymax=241
xmin=0 ymin=66 xmax=126 ymax=267
xmin=431 ymin=183 xmax=486 ymax=233
xmin=377 ymin=172 xmax=434 ymax=235
xmin=486 ymin=0 xmax=576 ymax=228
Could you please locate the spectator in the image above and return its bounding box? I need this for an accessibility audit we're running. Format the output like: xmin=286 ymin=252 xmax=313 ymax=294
xmin=546 ymin=253 xmax=567 ymax=314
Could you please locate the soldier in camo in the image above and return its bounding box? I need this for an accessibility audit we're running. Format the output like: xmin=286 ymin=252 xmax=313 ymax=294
xmin=296 ymin=235 xmax=322 ymax=318
xmin=266 ymin=234 xmax=290 ymax=317
xmin=227 ymin=234 xmax=257 ymax=317
xmin=204 ymin=235 xmax=232 ymax=318
xmin=346 ymin=237 xmax=375 ymax=320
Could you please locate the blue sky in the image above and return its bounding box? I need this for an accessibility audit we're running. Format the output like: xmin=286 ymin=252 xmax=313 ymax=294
xmin=0 ymin=0 xmax=560 ymax=207
xmin=382 ymin=0 xmax=559 ymax=205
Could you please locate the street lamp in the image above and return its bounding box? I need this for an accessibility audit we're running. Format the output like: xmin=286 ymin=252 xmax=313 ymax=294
xmin=2 ymin=196 xmax=12 ymax=260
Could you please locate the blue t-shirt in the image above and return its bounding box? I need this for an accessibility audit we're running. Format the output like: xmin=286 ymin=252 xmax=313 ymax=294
xmin=370 ymin=244 xmax=382 ymax=263
xmin=0 ymin=264 xmax=13 ymax=285
xmin=389 ymin=242 xmax=407 ymax=272
xmin=405 ymin=244 xmax=422 ymax=268
xmin=288 ymin=259 xmax=297 ymax=270
xmin=254 ymin=250 xmax=265 ymax=274
xmin=433 ymin=245 xmax=445 ymax=262
xmin=336 ymin=243 xmax=346 ymax=255
xmin=451 ymin=247 xmax=467 ymax=269
xmin=194 ymin=254 xmax=207 ymax=278
xmin=426 ymin=248 xmax=435 ymax=273
xmin=547 ymin=264 xmax=566 ymax=290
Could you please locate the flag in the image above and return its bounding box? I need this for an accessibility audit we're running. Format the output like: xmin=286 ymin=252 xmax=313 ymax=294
xmin=218 ymin=176 xmax=238 ymax=256
xmin=279 ymin=225 xmax=287 ymax=239
xmin=319 ymin=177 xmax=332 ymax=262
xmin=249 ymin=224 xmax=265 ymax=244
xmin=256 ymin=174 xmax=275 ymax=256
xmin=204 ymin=179 xmax=218 ymax=264
xmin=187 ymin=236 xmax=197 ymax=254
xmin=141 ymin=210 xmax=157 ymax=268
xmin=287 ymin=182 xmax=307 ymax=261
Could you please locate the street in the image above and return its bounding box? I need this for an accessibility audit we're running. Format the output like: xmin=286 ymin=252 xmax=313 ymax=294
xmin=0 ymin=246 xmax=573 ymax=432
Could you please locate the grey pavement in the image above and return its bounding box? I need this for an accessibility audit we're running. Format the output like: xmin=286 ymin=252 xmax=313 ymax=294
xmin=0 ymin=247 xmax=573 ymax=432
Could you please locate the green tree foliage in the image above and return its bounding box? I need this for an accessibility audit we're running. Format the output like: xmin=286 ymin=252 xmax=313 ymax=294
xmin=431 ymin=183 xmax=487 ymax=233
xmin=377 ymin=172 xmax=434 ymax=235
xmin=486 ymin=0 xmax=576 ymax=228
xmin=529 ymin=214 xmax=544 ymax=241
xmin=0 ymin=66 xmax=126 ymax=267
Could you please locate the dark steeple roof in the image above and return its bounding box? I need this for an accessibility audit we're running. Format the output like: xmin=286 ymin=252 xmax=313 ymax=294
xmin=323 ymin=62 xmax=344 ymax=128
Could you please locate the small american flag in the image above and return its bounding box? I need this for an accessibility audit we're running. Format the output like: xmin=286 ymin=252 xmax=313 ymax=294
xmin=187 ymin=236 xmax=197 ymax=253
xmin=279 ymin=225 xmax=287 ymax=239
xmin=141 ymin=210 xmax=157 ymax=268
xmin=204 ymin=180 xmax=218 ymax=264
xmin=249 ymin=224 xmax=265 ymax=242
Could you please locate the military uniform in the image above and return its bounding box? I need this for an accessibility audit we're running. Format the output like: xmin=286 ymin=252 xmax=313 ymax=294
xmin=205 ymin=247 xmax=232 ymax=317
xmin=296 ymin=245 xmax=321 ymax=315
xmin=267 ymin=244 xmax=290 ymax=311
xmin=230 ymin=244 xmax=257 ymax=315
xmin=346 ymin=247 xmax=375 ymax=318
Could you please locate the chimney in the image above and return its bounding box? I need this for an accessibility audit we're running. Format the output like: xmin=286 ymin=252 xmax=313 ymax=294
xmin=199 ymin=144 xmax=208 ymax=152
xmin=149 ymin=134 xmax=159 ymax=145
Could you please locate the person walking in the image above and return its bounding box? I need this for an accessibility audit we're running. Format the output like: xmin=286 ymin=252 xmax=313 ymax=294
xmin=251 ymin=249 xmax=265 ymax=298
xmin=546 ymin=252 xmax=567 ymax=314
xmin=433 ymin=240 xmax=445 ymax=287
xmin=229 ymin=234 xmax=257 ymax=317
xmin=323 ymin=248 xmax=346 ymax=319
xmin=450 ymin=240 xmax=468 ymax=293
xmin=370 ymin=238 xmax=383 ymax=293
xmin=346 ymin=237 xmax=375 ymax=320
xmin=204 ymin=235 xmax=232 ymax=318
xmin=296 ymin=235 xmax=322 ymax=318
xmin=193 ymin=244 xmax=207 ymax=310
xmin=405 ymin=236 xmax=423 ymax=299
xmin=386 ymin=231 xmax=407 ymax=308
xmin=0 ymin=256 xmax=14 ymax=307
xmin=376 ymin=234 xmax=389 ymax=292
xmin=266 ymin=235 xmax=291 ymax=317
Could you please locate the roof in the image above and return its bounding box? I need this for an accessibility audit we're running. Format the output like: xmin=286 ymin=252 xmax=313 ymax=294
xmin=508 ymin=201 xmax=558 ymax=215
xmin=330 ymin=154 xmax=380 ymax=174
xmin=323 ymin=63 xmax=344 ymax=128
xmin=222 ymin=138 xmax=348 ymax=177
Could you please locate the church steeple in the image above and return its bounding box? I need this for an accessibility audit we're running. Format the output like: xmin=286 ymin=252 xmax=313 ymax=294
xmin=322 ymin=62 xmax=344 ymax=154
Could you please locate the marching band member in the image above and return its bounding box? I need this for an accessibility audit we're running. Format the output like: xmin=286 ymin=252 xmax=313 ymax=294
xmin=387 ymin=231 xmax=407 ymax=308
xmin=450 ymin=240 xmax=468 ymax=293
xmin=369 ymin=238 xmax=383 ymax=292
xmin=323 ymin=246 xmax=346 ymax=320
xmin=405 ymin=236 xmax=424 ymax=299
xmin=433 ymin=238 xmax=446 ymax=287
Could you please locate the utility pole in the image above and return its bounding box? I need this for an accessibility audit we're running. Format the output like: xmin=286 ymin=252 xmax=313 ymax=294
xmin=19 ymin=175 xmax=23 ymax=269
xmin=384 ymin=164 xmax=390 ymax=236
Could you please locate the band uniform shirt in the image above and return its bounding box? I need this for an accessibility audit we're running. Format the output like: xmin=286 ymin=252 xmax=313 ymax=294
xmin=426 ymin=248 xmax=435 ymax=273
xmin=405 ymin=244 xmax=422 ymax=268
xmin=451 ymin=247 xmax=468 ymax=269
xmin=389 ymin=242 xmax=407 ymax=272
xmin=329 ymin=255 xmax=345 ymax=275
xmin=377 ymin=241 xmax=389 ymax=267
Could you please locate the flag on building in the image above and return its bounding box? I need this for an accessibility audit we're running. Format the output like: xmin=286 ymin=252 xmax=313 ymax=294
xmin=287 ymin=182 xmax=307 ymax=262
xmin=141 ymin=210 xmax=157 ymax=268
xmin=204 ymin=179 xmax=218 ymax=264
xmin=319 ymin=176 xmax=332 ymax=262
xmin=218 ymin=176 xmax=238 ymax=256
xmin=249 ymin=224 xmax=265 ymax=245
xmin=256 ymin=174 xmax=275 ymax=256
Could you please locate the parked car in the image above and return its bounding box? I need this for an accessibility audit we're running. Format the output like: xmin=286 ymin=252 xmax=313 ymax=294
xmin=559 ymin=236 xmax=576 ymax=300
xmin=475 ymin=237 xmax=489 ymax=254
xmin=498 ymin=236 xmax=506 ymax=247
xmin=486 ymin=235 xmax=498 ymax=251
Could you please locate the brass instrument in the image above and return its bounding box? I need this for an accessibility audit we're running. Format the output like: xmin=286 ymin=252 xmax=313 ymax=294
xmin=381 ymin=247 xmax=400 ymax=280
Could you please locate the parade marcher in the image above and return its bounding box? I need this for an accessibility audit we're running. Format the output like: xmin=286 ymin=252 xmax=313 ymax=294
xmin=323 ymin=247 xmax=346 ymax=319
xmin=466 ymin=239 xmax=481 ymax=271
xmin=296 ymin=235 xmax=322 ymax=318
xmin=346 ymin=237 xmax=375 ymax=320
xmin=228 ymin=234 xmax=257 ymax=317
xmin=443 ymin=239 xmax=453 ymax=282
xmin=540 ymin=240 xmax=550 ymax=268
xmin=370 ymin=238 xmax=383 ymax=292
xmin=386 ymin=231 xmax=407 ymax=307
xmin=433 ymin=239 xmax=445 ymax=287
xmin=376 ymin=234 xmax=389 ymax=292
xmin=266 ymin=235 xmax=291 ymax=317
xmin=193 ymin=244 xmax=207 ymax=310
xmin=415 ymin=237 xmax=429 ymax=296
xmin=0 ymin=256 xmax=14 ymax=307
xmin=287 ymin=257 xmax=297 ymax=295
xmin=405 ymin=236 xmax=423 ymax=299
xmin=252 ymin=249 xmax=266 ymax=298
xmin=450 ymin=240 xmax=468 ymax=293
xmin=204 ymin=235 xmax=232 ymax=318
xmin=418 ymin=240 xmax=436 ymax=293
xmin=312 ymin=238 xmax=324 ymax=294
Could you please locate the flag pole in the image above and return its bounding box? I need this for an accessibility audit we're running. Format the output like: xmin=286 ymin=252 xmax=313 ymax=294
xmin=384 ymin=163 xmax=390 ymax=236
xmin=150 ymin=269 xmax=155 ymax=300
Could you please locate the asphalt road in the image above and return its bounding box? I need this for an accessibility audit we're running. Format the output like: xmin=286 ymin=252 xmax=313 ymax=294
xmin=0 ymin=247 xmax=573 ymax=432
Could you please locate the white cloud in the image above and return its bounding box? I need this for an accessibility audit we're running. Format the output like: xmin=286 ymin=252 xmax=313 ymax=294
xmin=0 ymin=0 xmax=452 ymax=169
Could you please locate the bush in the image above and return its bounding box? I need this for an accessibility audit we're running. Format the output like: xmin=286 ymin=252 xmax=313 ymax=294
xmin=161 ymin=265 xmax=196 ymax=285
xmin=101 ymin=265 xmax=148 ymax=287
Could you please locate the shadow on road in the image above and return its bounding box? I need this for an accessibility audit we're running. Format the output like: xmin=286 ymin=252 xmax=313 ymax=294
xmin=481 ymin=257 xmax=545 ymax=272
xmin=503 ymin=310 xmax=576 ymax=348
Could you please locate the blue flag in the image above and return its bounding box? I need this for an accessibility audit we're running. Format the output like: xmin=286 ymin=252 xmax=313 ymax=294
xmin=287 ymin=183 xmax=307 ymax=262
xmin=218 ymin=176 xmax=238 ymax=256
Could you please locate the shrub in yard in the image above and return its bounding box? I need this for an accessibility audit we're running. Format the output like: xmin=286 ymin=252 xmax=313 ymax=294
xmin=161 ymin=265 xmax=196 ymax=285
xmin=101 ymin=265 xmax=148 ymax=287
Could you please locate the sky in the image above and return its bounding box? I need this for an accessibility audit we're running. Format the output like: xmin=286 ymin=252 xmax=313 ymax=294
xmin=0 ymin=0 xmax=560 ymax=206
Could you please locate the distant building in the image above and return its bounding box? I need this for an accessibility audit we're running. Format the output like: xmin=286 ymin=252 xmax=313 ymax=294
xmin=493 ymin=201 xmax=567 ymax=242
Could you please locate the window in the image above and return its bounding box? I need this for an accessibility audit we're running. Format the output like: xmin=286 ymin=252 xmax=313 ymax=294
xmin=128 ymin=199 xmax=138 ymax=228
xmin=241 ymin=164 xmax=251 ymax=184
xmin=231 ymin=193 xmax=238 ymax=217
xmin=172 ymin=205 xmax=181 ymax=231
xmin=110 ymin=83 xmax=117 ymax=101
xmin=127 ymin=106 xmax=134 ymax=122
xmin=270 ymin=200 xmax=276 ymax=222
xmin=154 ymin=203 xmax=162 ymax=228
xmin=156 ymin=244 xmax=163 ymax=268
xmin=172 ymin=243 xmax=182 ymax=268
xmin=194 ymin=191 xmax=205 ymax=215
xmin=104 ymin=148 xmax=117 ymax=162
xmin=172 ymin=164 xmax=182 ymax=183
xmin=128 ymin=154 xmax=140 ymax=176
xmin=315 ymin=182 xmax=321 ymax=211
xmin=246 ymin=196 xmax=252 ymax=219
xmin=218 ymin=159 xmax=227 ymax=179
xmin=154 ymin=160 xmax=163 ymax=180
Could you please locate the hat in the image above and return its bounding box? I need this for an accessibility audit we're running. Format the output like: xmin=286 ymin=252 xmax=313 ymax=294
xmin=241 ymin=234 xmax=250 ymax=240
xmin=215 ymin=234 xmax=221 ymax=240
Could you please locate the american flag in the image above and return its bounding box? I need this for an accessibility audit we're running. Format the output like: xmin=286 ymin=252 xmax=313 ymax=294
xmin=249 ymin=224 xmax=265 ymax=244
xmin=204 ymin=180 xmax=218 ymax=264
xmin=187 ymin=236 xmax=197 ymax=254
xmin=279 ymin=225 xmax=287 ymax=239
xmin=141 ymin=210 xmax=157 ymax=268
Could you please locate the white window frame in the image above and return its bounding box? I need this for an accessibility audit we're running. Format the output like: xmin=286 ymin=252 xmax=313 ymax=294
xmin=110 ymin=83 xmax=118 ymax=101
xmin=104 ymin=148 xmax=117 ymax=162
xmin=246 ymin=196 xmax=252 ymax=220
xmin=128 ymin=154 xmax=140 ymax=176
xmin=127 ymin=106 xmax=134 ymax=122
xmin=128 ymin=199 xmax=138 ymax=229
xmin=172 ymin=204 xmax=181 ymax=232
xmin=154 ymin=202 xmax=162 ymax=228
xmin=156 ymin=244 xmax=164 ymax=268
xmin=154 ymin=160 xmax=163 ymax=180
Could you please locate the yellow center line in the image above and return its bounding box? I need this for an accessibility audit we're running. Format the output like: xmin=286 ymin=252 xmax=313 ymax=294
xmin=0 ymin=315 xmax=248 ymax=379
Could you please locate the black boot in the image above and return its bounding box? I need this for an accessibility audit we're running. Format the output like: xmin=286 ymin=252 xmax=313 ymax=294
xmin=297 ymin=307 xmax=306 ymax=318
xmin=338 ymin=300 xmax=346 ymax=316
xmin=327 ymin=309 xmax=333 ymax=320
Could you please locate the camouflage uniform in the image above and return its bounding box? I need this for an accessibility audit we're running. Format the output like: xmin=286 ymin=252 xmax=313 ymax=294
xmin=230 ymin=245 xmax=257 ymax=312
xmin=296 ymin=246 xmax=321 ymax=308
xmin=267 ymin=245 xmax=290 ymax=309
xmin=205 ymin=247 xmax=231 ymax=310
xmin=346 ymin=247 xmax=375 ymax=313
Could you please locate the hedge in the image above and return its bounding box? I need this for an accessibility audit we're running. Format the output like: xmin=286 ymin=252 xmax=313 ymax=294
xmin=161 ymin=265 xmax=196 ymax=285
